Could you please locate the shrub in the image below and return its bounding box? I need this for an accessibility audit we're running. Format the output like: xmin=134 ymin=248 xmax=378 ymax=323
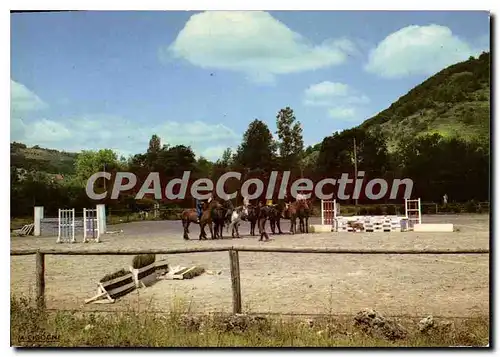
xmin=439 ymin=204 xmax=465 ymax=213
xmin=132 ymin=254 xmax=156 ymax=270
xmin=386 ymin=205 xmax=397 ymax=215
xmin=100 ymin=269 xmax=130 ymax=283
xmin=421 ymin=205 xmax=437 ymax=214
xmin=456 ymin=204 xmax=464 ymax=213
xmin=464 ymin=200 xmax=478 ymax=213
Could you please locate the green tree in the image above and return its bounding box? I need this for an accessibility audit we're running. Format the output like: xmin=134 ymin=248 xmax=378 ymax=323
xmin=147 ymin=134 xmax=162 ymax=154
xmin=234 ymin=119 xmax=277 ymax=172
xmin=275 ymin=106 xmax=304 ymax=172
xmin=144 ymin=134 xmax=169 ymax=172
xmin=150 ymin=144 xmax=196 ymax=180
xmin=316 ymin=128 xmax=388 ymax=178
xmin=195 ymin=156 xmax=213 ymax=178
xmin=394 ymin=134 xmax=489 ymax=201
xmin=217 ymin=148 xmax=233 ymax=168
xmin=74 ymin=149 xmax=120 ymax=186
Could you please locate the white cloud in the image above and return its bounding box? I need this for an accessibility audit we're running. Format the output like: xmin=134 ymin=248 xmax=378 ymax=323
xmin=200 ymin=146 xmax=230 ymax=161
xmin=304 ymin=81 xmax=370 ymax=107
xmin=26 ymin=119 xmax=73 ymax=142
xmin=165 ymin=11 xmax=357 ymax=83
xmin=157 ymin=120 xmax=238 ymax=144
xmin=303 ymin=81 xmax=369 ymax=121
xmin=327 ymin=107 xmax=356 ymax=119
xmin=305 ymin=81 xmax=350 ymax=98
xmin=10 ymin=79 xmax=48 ymax=112
xmin=365 ymin=24 xmax=488 ymax=78
xmin=10 ymin=80 xmax=240 ymax=159
xmin=9 ymin=80 xmax=239 ymax=161
xmin=11 ymin=114 xmax=240 ymax=161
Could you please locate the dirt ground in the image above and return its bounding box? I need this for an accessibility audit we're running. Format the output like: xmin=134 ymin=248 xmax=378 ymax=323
xmin=10 ymin=214 xmax=490 ymax=317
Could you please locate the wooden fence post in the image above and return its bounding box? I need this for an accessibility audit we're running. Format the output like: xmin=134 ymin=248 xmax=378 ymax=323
xmin=35 ymin=250 xmax=45 ymax=310
xmin=229 ymin=249 xmax=242 ymax=314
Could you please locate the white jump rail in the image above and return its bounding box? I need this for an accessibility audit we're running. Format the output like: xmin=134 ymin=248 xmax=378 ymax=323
xmin=83 ymin=208 xmax=100 ymax=243
xmin=57 ymin=208 xmax=75 ymax=243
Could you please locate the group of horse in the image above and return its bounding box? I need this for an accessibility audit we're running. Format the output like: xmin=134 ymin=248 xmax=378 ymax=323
xmin=181 ymin=196 xmax=314 ymax=241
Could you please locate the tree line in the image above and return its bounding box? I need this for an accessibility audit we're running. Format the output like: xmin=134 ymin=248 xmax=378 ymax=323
xmin=11 ymin=106 xmax=489 ymax=217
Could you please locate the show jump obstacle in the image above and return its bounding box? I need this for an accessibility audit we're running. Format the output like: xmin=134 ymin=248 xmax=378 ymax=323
xmin=83 ymin=208 xmax=101 ymax=243
xmin=57 ymin=208 xmax=76 ymax=243
xmin=34 ymin=204 xmax=106 ymax=243
xmin=318 ymin=198 xmax=453 ymax=233
xmin=318 ymin=198 xmax=420 ymax=233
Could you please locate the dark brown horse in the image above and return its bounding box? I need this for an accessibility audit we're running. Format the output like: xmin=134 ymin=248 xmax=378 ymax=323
xmin=245 ymin=204 xmax=259 ymax=236
xmin=299 ymin=198 xmax=314 ymax=233
xmin=285 ymin=199 xmax=310 ymax=234
xmin=181 ymin=208 xmax=199 ymax=240
xmin=199 ymin=199 xmax=223 ymax=240
xmin=268 ymin=200 xmax=286 ymax=235
xmin=181 ymin=199 xmax=223 ymax=240
xmin=211 ymin=202 xmax=226 ymax=239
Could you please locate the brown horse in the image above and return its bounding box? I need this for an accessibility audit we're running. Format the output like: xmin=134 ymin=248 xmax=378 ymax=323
xmin=285 ymin=199 xmax=310 ymax=234
xmin=181 ymin=208 xmax=199 ymax=240
xmin=244 ymin=204 xmax=258 ymax=236
xmin=268 ymin=200 xmax=286 ymax=235
xmin=199 ymin=199 xmax=223 ymax=240
xmin=299 ymin=198 xmax=314 ymax=233
xmin=211 ymin=203 xmax=226 ymax=239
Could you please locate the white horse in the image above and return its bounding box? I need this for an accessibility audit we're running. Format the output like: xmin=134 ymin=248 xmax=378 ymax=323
xmin=296 ymin=193 xmax=307 ymax=201
xmin=227 ymin=205 xmax=249 ymax=238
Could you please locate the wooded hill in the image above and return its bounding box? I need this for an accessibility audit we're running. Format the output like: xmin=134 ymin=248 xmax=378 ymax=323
xmin=359 ymin=51 xmax=490 ymax=151
xmin=11 ymin=142 xmax=78 ymax=175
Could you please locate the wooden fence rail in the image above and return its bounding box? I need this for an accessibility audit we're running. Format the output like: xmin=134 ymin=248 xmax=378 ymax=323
xmin=11 ymin=247 xmax=489 ymax=313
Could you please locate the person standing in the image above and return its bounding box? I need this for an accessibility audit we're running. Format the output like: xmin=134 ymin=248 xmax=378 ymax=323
xmin=224 ymin=194 xmax=234 ymax=224
xmin=195 ymin=198 xmax=203 ymax=223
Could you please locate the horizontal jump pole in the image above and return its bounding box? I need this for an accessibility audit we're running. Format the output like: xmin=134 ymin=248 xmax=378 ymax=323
xmin=10 ymin=246 xmax=234 ymax=256
xmin=10 ymin=247 xmax=489 ymax=256
xmin=234 ymin=247 xmax=489 ymax=254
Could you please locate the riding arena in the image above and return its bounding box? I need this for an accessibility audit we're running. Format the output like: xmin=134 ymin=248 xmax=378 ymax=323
xmin=10 ymin=195 xmax=488 ymax=320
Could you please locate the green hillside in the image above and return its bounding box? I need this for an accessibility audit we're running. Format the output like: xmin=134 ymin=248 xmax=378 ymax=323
xmin=359 ymin=52 xmax=490 ymax=151
xmin=10 ymin=142 xmax=78 ymax=174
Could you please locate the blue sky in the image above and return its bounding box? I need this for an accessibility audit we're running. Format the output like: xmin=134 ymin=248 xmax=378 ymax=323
xmin=10 ymin=10 xmax=490 ymax=161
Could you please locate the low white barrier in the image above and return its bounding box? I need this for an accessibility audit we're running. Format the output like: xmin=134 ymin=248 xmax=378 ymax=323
xmin=413 ymin=223 xmax=454 ymax=233
xmin=335 ymin=216 xmax=404 ymax=233
xmin=308 ymin=224 xmax=333 ymax=233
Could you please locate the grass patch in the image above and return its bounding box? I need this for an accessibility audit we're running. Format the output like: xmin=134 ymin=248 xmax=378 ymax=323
xmin=10 ymin=295 xmax=489 ymax=347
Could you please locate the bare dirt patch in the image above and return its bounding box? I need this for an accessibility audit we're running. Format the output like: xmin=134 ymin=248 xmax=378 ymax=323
xmin=11 ymin=214 xmax=489 ymax=317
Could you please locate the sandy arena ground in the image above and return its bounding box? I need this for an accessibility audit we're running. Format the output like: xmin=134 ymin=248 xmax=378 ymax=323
xmin=10 ymin=214 xmax=489 ymax=317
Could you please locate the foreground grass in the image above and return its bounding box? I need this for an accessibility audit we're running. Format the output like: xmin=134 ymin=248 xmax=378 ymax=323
xmin=11 ymin=296 xmax=489 ymax=347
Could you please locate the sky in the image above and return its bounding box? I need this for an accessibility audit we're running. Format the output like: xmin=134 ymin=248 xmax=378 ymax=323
xmin=10 ymin=10 xmax=490 ymax=161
